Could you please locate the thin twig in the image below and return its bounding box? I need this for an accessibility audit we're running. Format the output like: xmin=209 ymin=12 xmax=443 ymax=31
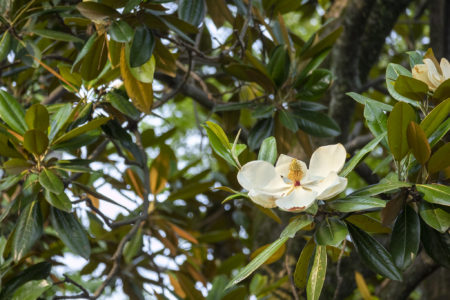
xmin=332 ymin=239 xmax=347 ymax=300
xmin=285 ymin=241 xmax=300 ymax=300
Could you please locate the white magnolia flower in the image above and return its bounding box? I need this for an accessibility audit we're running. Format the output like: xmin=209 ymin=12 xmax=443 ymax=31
xmin=237 ymin=144 xmax=348 ymax=212
xmin=412 ymin=58 xmax=450 ymax=91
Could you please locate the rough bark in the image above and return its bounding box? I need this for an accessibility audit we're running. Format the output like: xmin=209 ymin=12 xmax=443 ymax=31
xmin=430 ymin=0 xmax=450 ymax=59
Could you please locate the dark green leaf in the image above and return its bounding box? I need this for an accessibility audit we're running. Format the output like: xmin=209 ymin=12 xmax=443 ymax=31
xmin=12 ymin=201 xmax=43 ymax=261
xmin=267 ymin=45 xmax=290 ymax=87
xmin=279 ymin=110 xmax=298 ymax=132
xmin=44 ymin=190 xmax=72 ymax=212
xmin=420 ymin=220 xmax=450 ymax=268
xmin=328 ymin=196 xmax=386 ymax=212
xmin=294 ymin=110 xmax=340 ymax=137
xmin=295 ymin=48 xmax=330 ymax=86
xmin=294 ymin=239 xmax=315 ymax=290
xmin=347 ymin=223 xmax=402 ymax=281
xmin=394 ymin=75 xmax=428 ymax=101
xmin=248 ymin=118 xmax=274 ymax=150
xmin=420 ymin=98 xmax=450 ymax=138
xmin=349 ymin=181 xmax=411 ymax=197
xmin=390 ymin=205 xmax=420 ymax=270
xmin=0 ymin=90 xmax=27 ymax=134
xmin=71 ymin=33 xmax=97 ymax=72
xmin=0 ymin=262 xmax=51 ymax=299
xmin=433 ymin=78 xmax=450 ymax=101
xmin=178 ymin=0 xmax=205 ymax=27
xmin=0 ymin=31 xmax=11 ymax=62
xmin=107 ymin=91 xmax=140 ymax=120
xmin=25 ymin=103 xmax=49 ymax=132
xmin=225 ymin=63 xmax=275 ymax=91
xmin=130 ymin=26 xmax=155 ymax=68
xmin=51 ymin=208 xmax=91 ymax=259
xmin=53 ymin=117 xmax=110 ymax=145
xmin=387 ymin=102 xmax=416 ymax=161
xmin=31 ymin=29 xmax=83 ymax=43
xmin=346 ymin=92 xmax=393 ymax=112
xmin=48 ymin=103 xmax=73 ymax=141
xmin=296 ymin=69 xmax=332 ymax=101
xmin=428 ymin=143 xmax=450 ymax=174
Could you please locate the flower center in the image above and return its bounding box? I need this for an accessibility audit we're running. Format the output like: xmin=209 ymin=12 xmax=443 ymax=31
xmin=287 ymin=159 xmax=304 ymax=186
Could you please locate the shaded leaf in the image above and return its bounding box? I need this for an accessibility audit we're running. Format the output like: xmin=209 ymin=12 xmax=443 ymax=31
xmin=12 ymin=201 xmax=43 ymax=261
xmin=387 ymin=102 xmax=416 ymax=161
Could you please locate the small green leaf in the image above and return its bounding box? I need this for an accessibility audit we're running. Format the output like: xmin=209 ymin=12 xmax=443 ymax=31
xmin=267 ymin=45 xmax=290 ymax=87
xmin=294 ymin=110 xmax=340 ymax=138
xmin=346 ymin=92 xmax=393 ymax=112
xmin=279 ymin=110 xmax=298 ymax=132
xmin=12 ymin=280 xmax=51 ymax=300
xmin=0 ymin=90 xmax=27 ymax=134
xmin=328 ymin=196 xmax=386 ymax=212
xmin=48 ymin=103 xmax=73 ymax=141
xmin=429 ymin=118 xmax=450 ymax=148
xmin=0 ymin=31 xmax=12 ymax=62
xmin=44 ymin=190 xmax=72 ymax=212
xmin=390 ymin=205 xmax=420 ymax=270
xmin=416 ymin=184 xmax=450 ymax=207
xmin=406 ymin=50 xmax=423 ymax=69
xmin=340 ymin=133 xmax=386 ymax=177
xmin=297 ymin=69 xmax=332 ymax=101
xmin=107 ymin=91 xmax=140 ymax=120
xmin=23 ymin=129 xmax=48 ymax=155
xmin=25 ymin=104 xmax=49 ymax=132
xmin=387 ymin=102 xmax=416 ymax=161
xmin=433 ymin=78 xmax=450 ymax=101
xmin=248 ymin=118 xmax=274 ymax=150
xmin=314 ymin=217 xmax=348 ymax=247
xmin=39 ymin=168 xmax=64 ymax=195
xmin=31 ymin=29 xmax=83 ymax=43
xmin=124 ymin=225 xmax=143 ymax=263
xmin=109 ymin=20 xmax=133 ymax=43
xmin=306 ymin=245 xmax=327 ymax=300
xmin=364 ymin=100 xmax=388 ymax=140
xmin=178 ymin=0 xmax=205 ymax=27
xmin=204 ymin=122 xmax=236 ymax=167
xmin=51 ymin=207 xmax=91 ymax=259
xmin=419 ymin=201 xmax=450 ymax=233
xmin=126 ymin=44 xmax=155 ymax=83
xmin=258 ymin=136 xmax=277 ymax=164
xmin=385 ymin=63 xmax=420 ymax=107
xmin=76 ymin=2 xmax=120 ymax=22
xmin=347 ymin=223 xmax=402 ymax=281
xmin=12 ymin=201 xmax=43 ymax=262
xmin=52 ymin=117 xmax=110 ymax=145
xmin=295 ymin=48 xmax=330 ymax=86
xmin=130 ymin=26 xmax=155 ymax=68
xmin=428 ymin=143 xmax=450 ymax=174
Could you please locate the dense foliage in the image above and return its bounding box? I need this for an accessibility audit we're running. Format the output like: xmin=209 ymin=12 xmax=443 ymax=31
xmin=0 ymin=0 xmax=448 ymax=299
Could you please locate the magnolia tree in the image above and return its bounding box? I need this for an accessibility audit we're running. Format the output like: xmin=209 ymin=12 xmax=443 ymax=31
xmin=0 ymin=0 xmax=449 ymax=299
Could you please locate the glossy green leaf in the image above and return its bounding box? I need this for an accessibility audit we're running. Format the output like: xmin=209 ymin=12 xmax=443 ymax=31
xmin=126 ymin=44 xmax=155 ymax=83
xmin=314 ymin=217 xmax=348 ymax=247
xmin=23 ymin=129 xmax=48 ymax=155
xmin=0 ymin=174 xmax=23 ymax=193
xmin=0 ymin=31 xmax=11 ymax=61
xmin=427 ymin=143 xmax=450 ymax=174
xmin=107 ymin=91 xmax=140 ymax=120
xmin=420 ymin=98 xmax=450 ymax=138
xmin=12 ymin=280 xmax=51 ymax=300
xmin=279 ymin=110 xmax=298 ymax=132
xmin=53 ymin=117 xmax=110 ymax=145
xmin=248 ymin=118 xmax=274 ymax=150
xmin=130 ymin=26 xmax=155 ymax=68
xmin=420 ymin=220 xmax=450 ymax=268
xmin=364 ymin=100 xmax=388 ymax=139
xmin=346 ymin=215 xmax=391 ymax=234
xmin=39 ymin=168 xmax=64 ymax=195
xmin=300 ymin=27 xmax=342 ymax=59
xmin=44 ymin=190 xmax=72 ymax=212
xmin=328 ymin=196 xmax=386 ymax=212
xmin=433 ymin=79 xmax=450 ymax=101
xmin=429 ymin=118 xmax=450 ymax=148
xmin=406 ymin=121 xmax=430 ymax=164
xmin=109 ymin=20 xmax=133 ymax=43
xmin=51 ymin=208 xmax=91 ymax=259
xmin=79 ymin=34 xmax=108 ymax=81
xmin=349 ymin=181 xmax=411 ymax=197
xmin=267 ymin=45 xmax=290 ymax=87
xmin=295 ymin=48 xmax=330 ymax=86
xmin=178 ymin=0 xmax=205 ymax=27
xmin=71 ymin=33 xmax=97 ymax=72
xmin=3 ymin=158 xmax=32 ymax=175
xmin=12 ymin=201 xmax=43 ymax=261
xmin=124 ymin=225 xmax=143 ymax=263
xmin=294 ymin=110 xmax=340 ymax=137
xmin=385 ymin=63 xmax=420 ymax=107
xmin=0 ymin=90 xmax=27 ymax=134
xmin=387 ymin=102 xmax=416 ymax=161
xmin=394 ymin=75 xmax=428 ymax=101
xmin=390 ymin=205 xmax=420 ymax=270
xmin=31 ymin=29 xmax=83 ymax=43
xmin=25 ymin=104 xmax=49 ymax=132
xmin=340 ymin=133 xmax=386 ymax=177
xmin=0 ymin=262 xmax=51 ymax=299
xmin=419 ymin=201 xmax=450 ymax=233
xmin=258 ymin=136 xmax=277 ymax=164
xmin=203 ymin=121 xmax=236 ymax=167
xmin=48 ymin=103 xmax=73 ymax=141
xmin=297 ymin=69 xmax=332 ymax=101
xmin=306 ymin=245 xmax=327 ymax=300
xmin=225 ymin=64 xmax=275 ymax=91
xmin=226 ymin=215 xmax=313 ymax=289
xmin=346 ymin=92 xmax=393 ymax=112
xmin=406 ymin=50 xmax=423 ymax=69
xmin=294 ymin=238 xmax=315 ymax=290
xmin=347 ymin=223 xmax=402 ymax=281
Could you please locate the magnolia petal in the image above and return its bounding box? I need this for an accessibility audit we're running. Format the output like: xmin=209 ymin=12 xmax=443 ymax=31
xmin=424 ymin=58 xmax=442 ymax=89
xmin=237 ymin=160 xmax=290 ymax=195
xmin=441 ymin=58 xmax=450 ymax=79
xmin=412 ymin=63 xmax=435 ymax=89
xmin=308 ymin=144 xmax=347 ymax=177
xmin=275 ymin=187 xmax=317 ymax=212
xmin=248 ymin=190 xmax=277 ymax=208
xmin=309 ymin=172 xmax=348 ymax=200
xmin=275 ymin=154 xmax=308 ymax=180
